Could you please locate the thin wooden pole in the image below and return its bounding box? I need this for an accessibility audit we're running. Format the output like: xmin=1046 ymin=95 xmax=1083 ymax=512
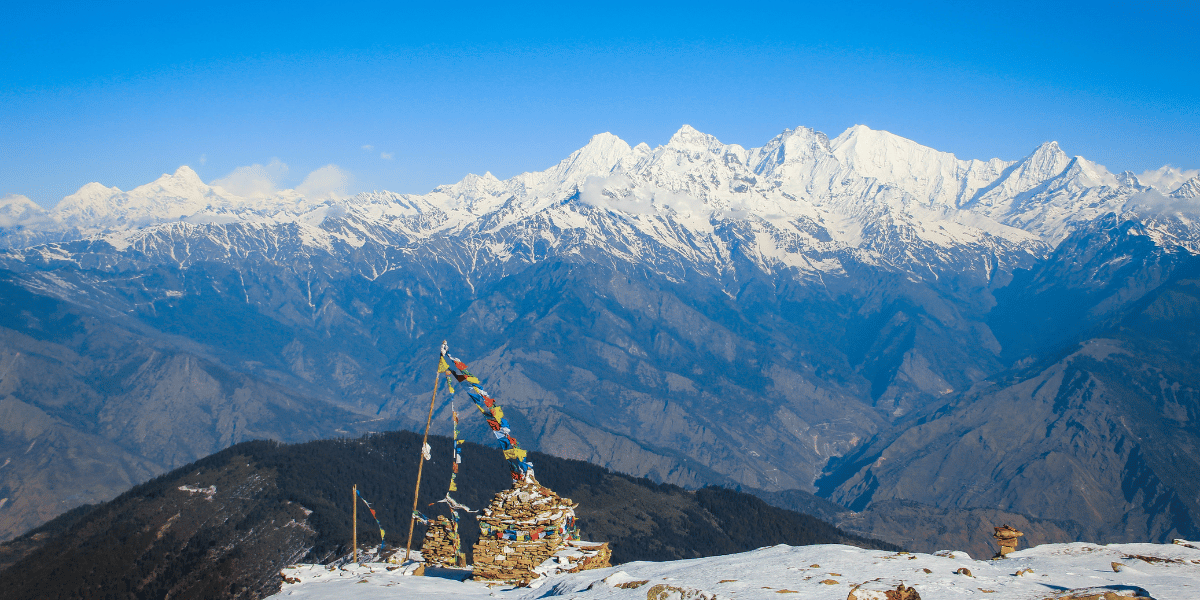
xmin=405 ymin=343 xmax=445 ymax=561
xmin=353 ymin=483 xmax=358 ymax=564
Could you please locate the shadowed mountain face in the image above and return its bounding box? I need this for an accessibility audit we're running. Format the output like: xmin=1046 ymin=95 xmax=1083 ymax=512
xmin=1 ymin=125 xmax=1199 ymax=554
xmin=0 ymin=431 xmax=895 ymax=600
xmin=818 ymin=218 xmax=1200 ymax=547
xmin=0 ymin=241 xmax=1014 ymax=544
xmin=0 ymin=268 xmax=372 ymax=540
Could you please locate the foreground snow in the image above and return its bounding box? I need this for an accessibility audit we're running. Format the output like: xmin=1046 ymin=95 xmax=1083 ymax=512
xmin=270 ymin=541 xmax=1200 ymax=599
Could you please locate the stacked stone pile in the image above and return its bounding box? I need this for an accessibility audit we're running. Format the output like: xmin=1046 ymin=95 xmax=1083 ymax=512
xmin=992 ymin=525 xmax=1024 ymax=558
xmin=472 ymin=478 xmax=610 ymax=585
xmin=420 ymin=515 xmax=463 ymax=567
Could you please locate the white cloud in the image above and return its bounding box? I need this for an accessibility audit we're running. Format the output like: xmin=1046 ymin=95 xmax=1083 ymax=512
xmin=579 ymin=173 xmax=714 ymax=218
xmin=362 ymin=144 xmax=374 ymax=152
xmin=381 ymin=152 xmax=393 ymax=160
xmin=579 ymin=173 xmax=658 ymax=215
xmin=1138 ymin=165 xmax=1199 ymax=193
xmin=1123 ymin=189 xmax=1200 ymax=218
xmin=296 ymin=164 xmax=352 ymax=199
xmin=199 ymin=154 xmax=207 ymax=166
xmin=211 ymin=158 xmax=289 ymax=197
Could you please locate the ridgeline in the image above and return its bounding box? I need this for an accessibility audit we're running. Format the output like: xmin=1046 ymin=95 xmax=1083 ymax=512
xmin=0 ymin=429 xmax=895 ymax=600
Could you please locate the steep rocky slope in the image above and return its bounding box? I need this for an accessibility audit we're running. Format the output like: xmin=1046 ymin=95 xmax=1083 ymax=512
xmin=818 ymin=218 xmax=1200 ymax=546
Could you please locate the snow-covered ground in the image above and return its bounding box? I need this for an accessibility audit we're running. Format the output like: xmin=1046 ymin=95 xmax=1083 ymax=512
xmin=270 ymin=541 xmax=1200 ymax=599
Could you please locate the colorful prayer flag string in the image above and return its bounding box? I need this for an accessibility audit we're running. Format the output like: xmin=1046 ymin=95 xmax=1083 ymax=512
xmin=355 ymin=489 xmax=387 ymax=550
xmin=439 ymin=351 xmax=533 ymax=481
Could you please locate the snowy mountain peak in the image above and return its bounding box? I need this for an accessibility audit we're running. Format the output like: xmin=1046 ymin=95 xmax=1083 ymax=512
xmin=1173 ymin=176 xmax=1200 ymax=199
xmin=968 ymin=141 xmax=1073 ymax=208
xmin=832 ymin=125 xmax=957 ymax=177
xmin=1026 ymin=141 xmax=1071 ymax=174
xmin=0 ymin=194 xmax=50 ymax=228
xmin=1066 ymin=156 xmax=1120 ymax=189
xmin=539 ymin=132 xmax=635 ymax=190
xmin=1116 ymin=170 xmax=1145 ymax=188
xmin=828 ymin=124 xmax=1013 ymax=209
xmin=666 ymin=124 xmax=724 ymax=151
xmin=832 ymin=124 xmax=939 ymax=159
xmin=55 ymin=181 xmax=124 ymax=214
xmin=569 ymin=132 xmax=633 ymax=167
xmin=1 ymin=193 xmax=44 ymax=213
xmin=134 ymin=165 xmax=210 ymax=198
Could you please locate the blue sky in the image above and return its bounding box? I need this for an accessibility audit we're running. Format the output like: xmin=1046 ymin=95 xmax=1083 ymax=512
xmin=2 ymin=1 xmax=1197 ymax=206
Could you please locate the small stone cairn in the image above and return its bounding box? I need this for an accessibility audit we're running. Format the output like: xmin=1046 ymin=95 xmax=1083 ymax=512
xmin=472 ymin=478 xmax=610 ymax=585
xmin=992 ymin=524 xmax=1024 ymax=558
xmin=420 ymin=515 xmax=464 ymax=567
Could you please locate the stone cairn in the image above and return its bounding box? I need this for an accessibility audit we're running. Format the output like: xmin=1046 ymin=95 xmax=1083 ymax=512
xmin=472 ymin=478 xmax=610 ymax=585
xmin=420 ymin=515 xmax=465 ymax=567
xmin=992 ymin=524 xmax=1024 ymax=558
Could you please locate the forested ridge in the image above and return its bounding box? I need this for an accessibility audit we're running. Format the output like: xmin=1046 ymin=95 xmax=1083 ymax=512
xmin=0 ymin=429 xmax=894 ymax=600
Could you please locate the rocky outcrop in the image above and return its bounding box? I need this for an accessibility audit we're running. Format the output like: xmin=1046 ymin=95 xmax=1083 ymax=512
xmin=1041 ymin=586 xmax=1153 ymax=600
xmin=847 ymin=582 xmax=922 ymax=600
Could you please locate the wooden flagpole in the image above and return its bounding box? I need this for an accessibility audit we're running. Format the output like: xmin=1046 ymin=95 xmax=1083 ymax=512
xmin=405 ymin=341 xmax=446 ymax=562
xmin=352 ymin=483 xmax=358 ymax=563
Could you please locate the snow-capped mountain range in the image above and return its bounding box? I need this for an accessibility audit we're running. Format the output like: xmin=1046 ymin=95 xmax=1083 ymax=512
xmin=3 ymin=123 xmax=1199 ymax=553
xmin=3 ymin=124 xmax=1197 ymax=278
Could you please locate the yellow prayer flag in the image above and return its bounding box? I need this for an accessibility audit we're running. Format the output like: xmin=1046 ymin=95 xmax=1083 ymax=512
xmin=492 ymin=406 xmax=504 ymax=420
xmin=438 ymin=357 xmax=450 ymax=373
xmin=466 ymin=375 xmax=481 ymax=384
xmin=502 ymin=448 xmax=527 ymax=460
xmin=449 ymin=481 xmax=457 ymax=492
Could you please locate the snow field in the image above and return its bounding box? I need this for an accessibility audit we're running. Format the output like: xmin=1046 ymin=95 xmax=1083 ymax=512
xmin=270 ymin=541 xmax=1200 ymax=600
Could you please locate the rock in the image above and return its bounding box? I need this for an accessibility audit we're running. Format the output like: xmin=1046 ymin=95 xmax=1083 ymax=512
xmin=1111 ymin=562 xmax=1124 ymax=572
xmin=1041 ymin=586 xmax=1153 ymax=599
xmin=848 ymin=582 xmax=922 ymax=600
xmin=644 ymin=583 xmax=717 ymax=600
xmin=955 ymin=567 xmax=973 ymax=577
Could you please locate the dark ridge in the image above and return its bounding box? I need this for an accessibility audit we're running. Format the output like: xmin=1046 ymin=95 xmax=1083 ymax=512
xmin=0 ymin=503 xmax=99 ymax=573
xmin=0 ymin=429 xmax=896 ymax=600
xmin=742 ymin=487 xmax=851 ymax=524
